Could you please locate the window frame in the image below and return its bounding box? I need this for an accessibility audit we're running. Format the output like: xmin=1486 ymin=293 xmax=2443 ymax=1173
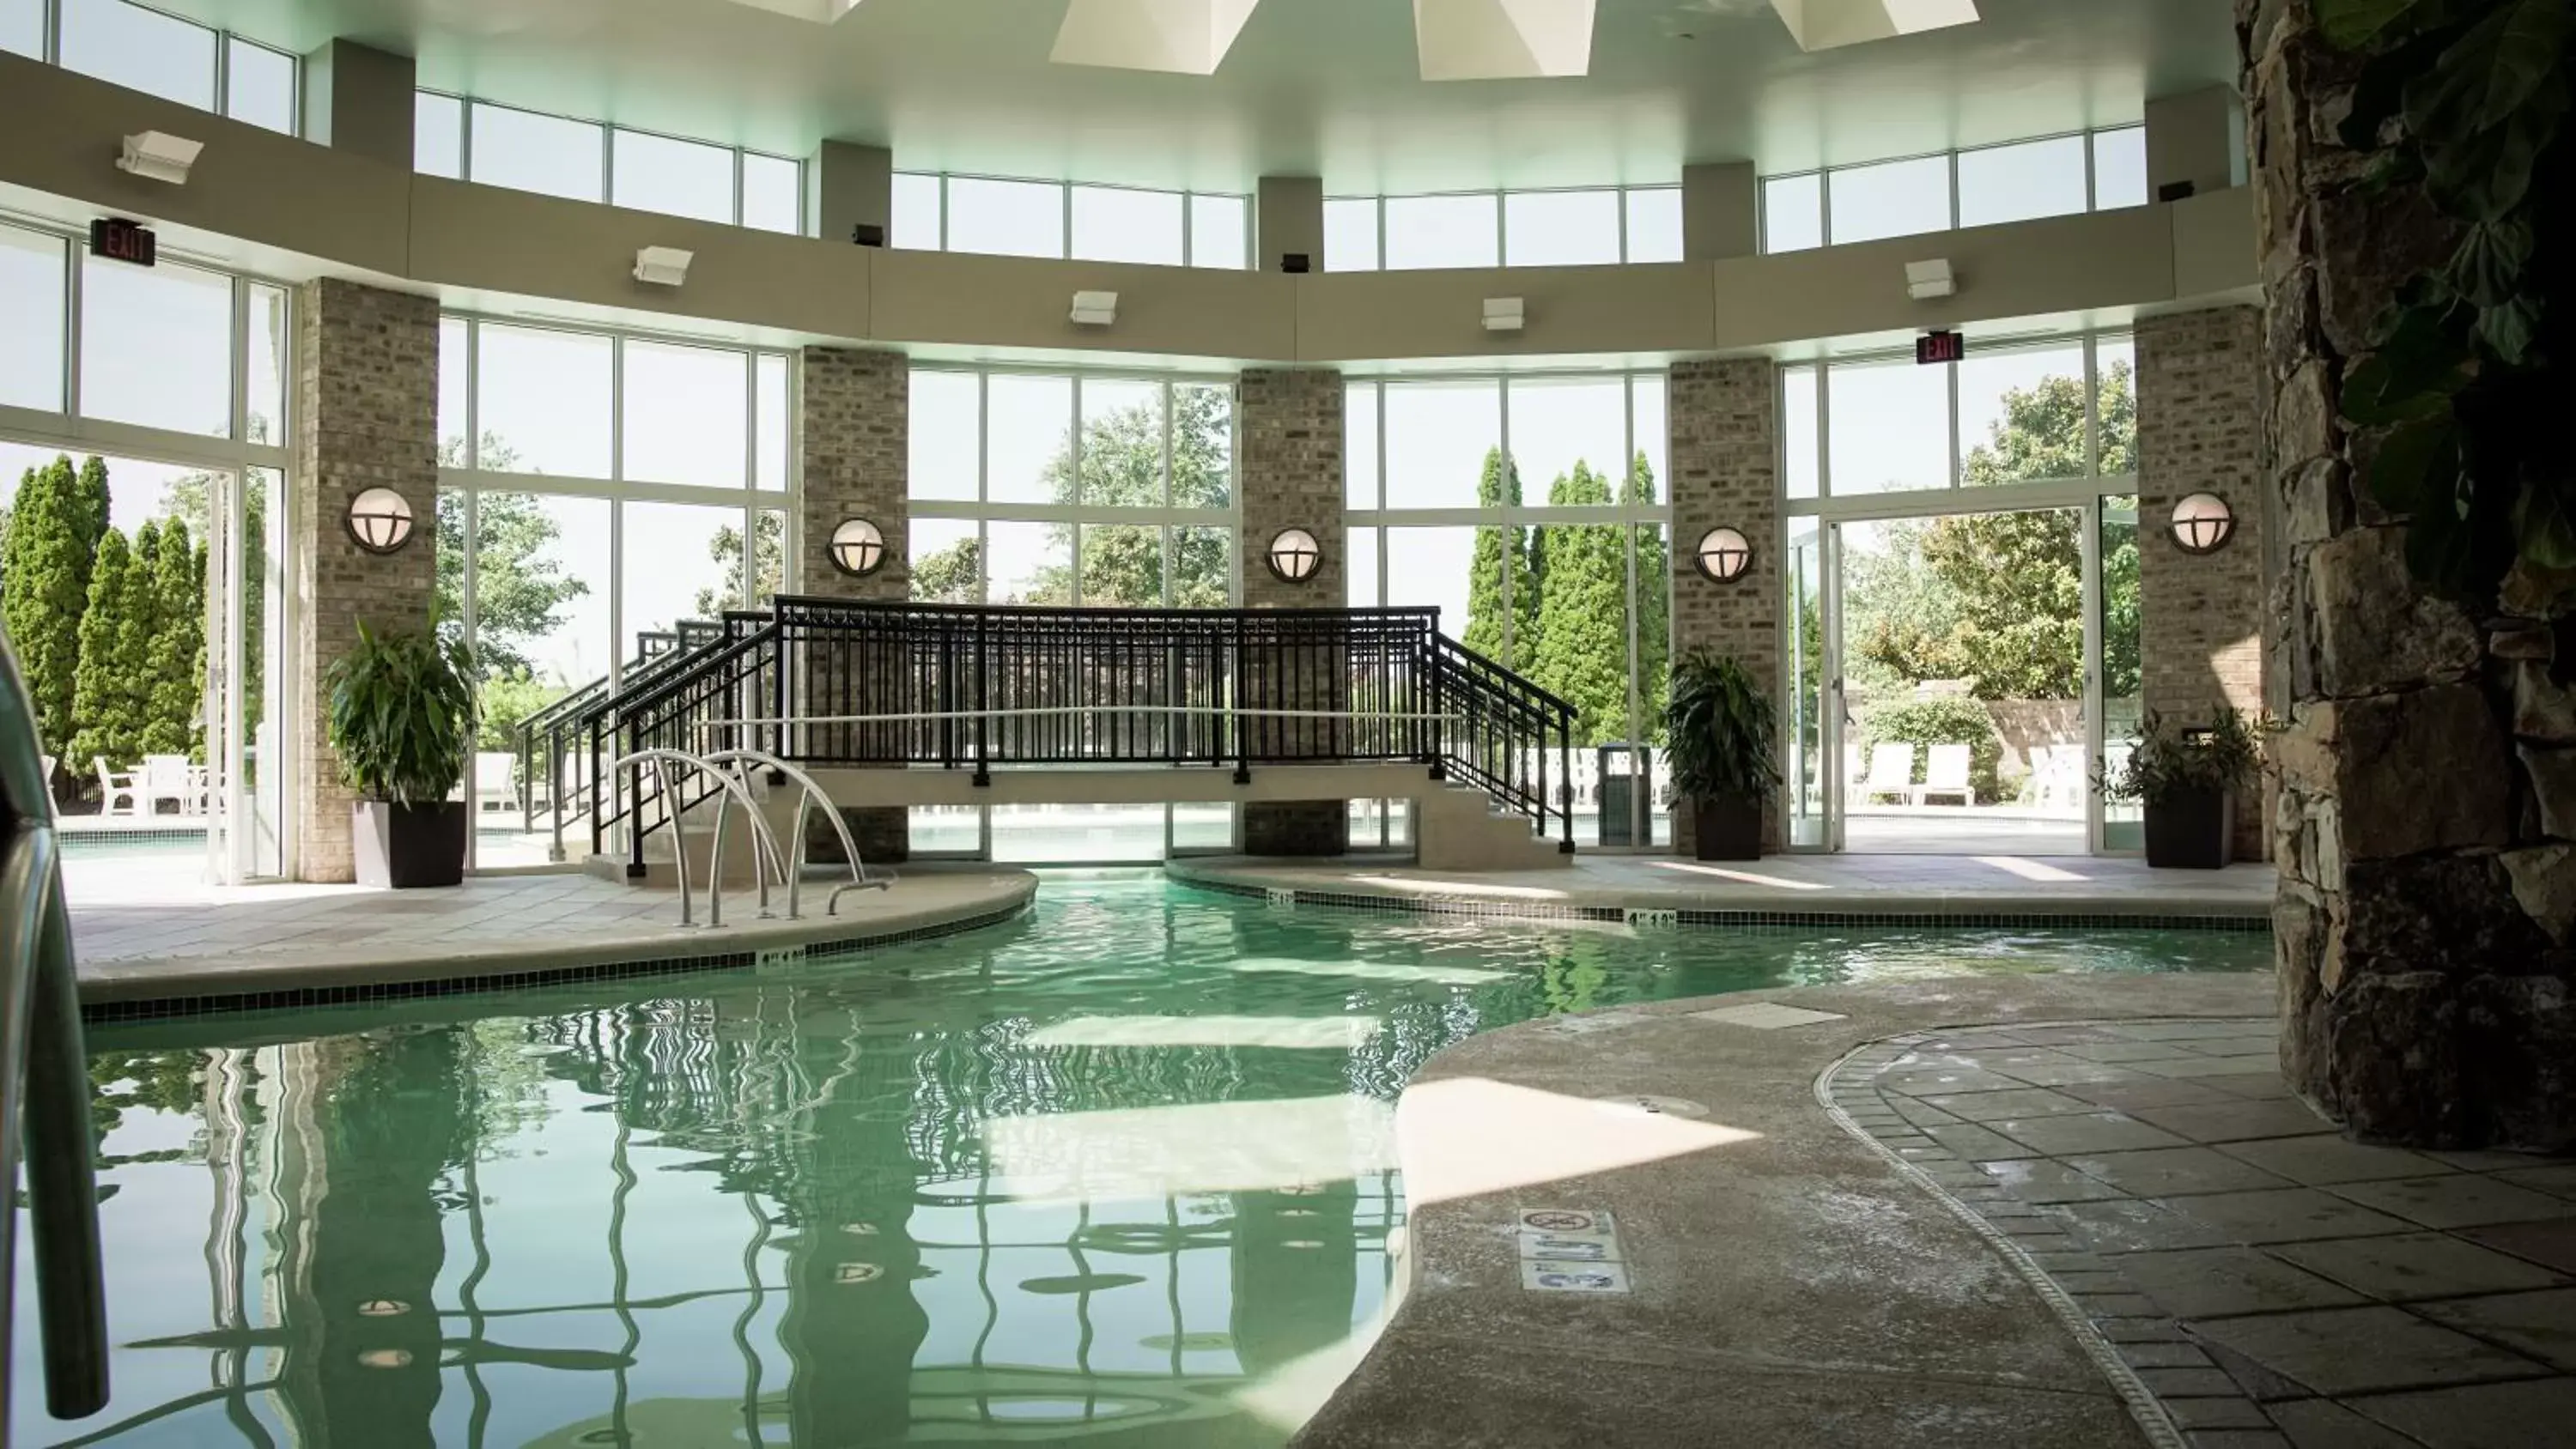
xmin=1758 ymin=124 xmax=2149 ymax=254
xmin=416 ymin=89 xmax=805 ymax=233
xmin=890 ymin=173 xmax=1254 ymax=268
xmin=1321 ymin=185 xmax=1686 ymax=271
xmin=34 ymin=0 xmax=296 ymax=131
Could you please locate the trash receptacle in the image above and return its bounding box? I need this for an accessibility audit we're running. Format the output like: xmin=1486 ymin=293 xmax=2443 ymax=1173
xmin=1598 ymin=743 xmax=1651 ymax=846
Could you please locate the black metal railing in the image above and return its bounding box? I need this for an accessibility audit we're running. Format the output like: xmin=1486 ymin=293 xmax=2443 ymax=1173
xmin=591 ymin=597 xmax=1577 ymax=868
xmin=512 ymin=616 xmax=765 ymax=857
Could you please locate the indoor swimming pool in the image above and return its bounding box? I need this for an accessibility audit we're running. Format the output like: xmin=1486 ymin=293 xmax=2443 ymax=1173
xmin=21 ymin=874 xmax=2271 ymax=1447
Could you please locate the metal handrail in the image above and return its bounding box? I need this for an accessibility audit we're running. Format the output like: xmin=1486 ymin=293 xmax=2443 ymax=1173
xmin=604 ymin=749 xmax=788 ymax=929
xmin=0 ymin=638 xmax=110 ymax=1422
xmin=700 ymin=748 xmax=895 ymax=919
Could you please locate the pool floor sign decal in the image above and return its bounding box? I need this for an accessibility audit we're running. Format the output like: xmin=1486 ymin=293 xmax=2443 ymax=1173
xmin=1516 ymin=1208 xmax=1631 ymax=1294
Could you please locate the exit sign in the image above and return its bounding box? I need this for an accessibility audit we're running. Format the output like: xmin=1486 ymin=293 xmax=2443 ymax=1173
xmin=88 ymin=217 xmax=156 ymax=267
xmin=1916 ymin=330 xmax=1965 ymax=365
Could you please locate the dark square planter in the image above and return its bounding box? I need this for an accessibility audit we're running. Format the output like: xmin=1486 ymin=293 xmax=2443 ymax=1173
xmin=353 ymin=801 xmax=468 ymax=888
xmin=1691 ymin=795 xmax=1765 ymax=861
xmin=2143 ymin=788 xmax=2233 ymax=870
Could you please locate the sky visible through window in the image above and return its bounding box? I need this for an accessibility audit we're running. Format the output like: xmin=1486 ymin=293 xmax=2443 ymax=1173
xmin=1765 ymin=127 xmax=2149 ymax=253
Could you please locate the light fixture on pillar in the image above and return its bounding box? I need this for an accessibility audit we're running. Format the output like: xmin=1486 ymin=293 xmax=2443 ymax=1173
xmin=344 ymin=488 xmax=416 ymax=555
xmin=829 ymin=518 xmax=887 ymax=578
xmin=2169 ymin=492 xmax=2236 ymax=555
xmin=1266 ymin=527 xmax=1322 ymax=585
xmin=1692 ymin=526 xmax=1753 ymax=582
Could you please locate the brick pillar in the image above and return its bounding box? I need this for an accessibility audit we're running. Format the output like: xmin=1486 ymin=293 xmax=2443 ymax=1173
xmin=2137 ymin=306 xmax=2269 ymax=860
xmin=1237 ymin=367 xmax=1346 ymax=856
xmin=799 ymin=346 xmax=909 ymax=864
xmin=1668 ymin=360 xmax=1782 ymax=855
xmin=2248 ymin=1 xmax=2574 ymax=1149
xmin=294 ymin=278 xmax=439 ymax=882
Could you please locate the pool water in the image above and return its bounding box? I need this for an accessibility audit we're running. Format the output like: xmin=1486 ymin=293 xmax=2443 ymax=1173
xmin=21 ymin=874 xmax=2269 ymax=1447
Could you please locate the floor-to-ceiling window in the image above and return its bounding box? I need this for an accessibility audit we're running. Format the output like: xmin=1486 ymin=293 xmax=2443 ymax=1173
xmin=1779 ymin=330 xmax=2138 ymax=855
xmin=1345 ymin=372 xmax=1672 ymax=850
xmin=905 ymin=366 xmax=1240 ymax=861
xmin=436 ymin=314 xmax=794 ymax=868
xmin=0 ymin=217 xmax=292 ymax=883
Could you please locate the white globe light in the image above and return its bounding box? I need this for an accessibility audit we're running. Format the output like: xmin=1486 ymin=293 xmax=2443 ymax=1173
xmin=344 ymin=488 xmax=415 ymax=555
xmin=1694 ymin=526 xmax=1753 ymax=582
xmin=829 ymin=518 xmax=886 ymax=578
xmin=2171 ymin=493 xmax=2236 ymax=555
xmin=1267 ymin=527 xmax=1322 ymax=584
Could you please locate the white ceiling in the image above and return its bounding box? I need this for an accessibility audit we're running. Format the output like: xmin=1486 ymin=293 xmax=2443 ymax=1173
xmin=188 ymin=0 xmax=2236 ymax=192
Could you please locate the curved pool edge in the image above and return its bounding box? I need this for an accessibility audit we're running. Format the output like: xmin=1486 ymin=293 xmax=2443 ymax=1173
xmin=76 ymin=869 xmax=1040 ymax=1021
xmin=1290 ymin=970 xmax=2281 ymax=1449
xmin=1165 ymin=856 xmax=2275 ymax=930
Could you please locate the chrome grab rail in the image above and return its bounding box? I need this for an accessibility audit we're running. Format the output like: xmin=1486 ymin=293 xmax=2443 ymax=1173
xmin=699 ymin=748 xmax=896 ymax=919
xmin=0 ymin=638 xmax=111 ymax=1422
xmin=605 ymin=749 xmax=788 ymax=929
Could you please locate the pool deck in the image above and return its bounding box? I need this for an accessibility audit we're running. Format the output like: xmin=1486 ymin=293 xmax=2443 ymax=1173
xmin=63 ymin=855 xmax=1036 ymax=1009
xmin=1299 ymin=972 xmax=2576 ymax=1449
xmin=1173 ymin=852 xmax=2277 ymax=923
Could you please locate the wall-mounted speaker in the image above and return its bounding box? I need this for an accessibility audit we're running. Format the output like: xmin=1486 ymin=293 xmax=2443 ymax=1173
xmin=2156 ymin=180 xmax=2196 ymax=203
xmin=852 ymin=223 xmax=886 ymax=247
xmin=1280 ymin=252 xmax=1311 ymax=274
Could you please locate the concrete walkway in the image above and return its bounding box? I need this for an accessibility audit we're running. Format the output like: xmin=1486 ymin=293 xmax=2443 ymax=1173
xmin=1178 ymin=852 xmax=2276 ymax=922
xmin=1297 ymin=973 xmax=2280 ymax=1448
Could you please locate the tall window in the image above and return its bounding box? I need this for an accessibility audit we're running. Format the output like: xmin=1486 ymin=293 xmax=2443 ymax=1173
xmin=436 ymin=316 xmax=794 ymax=865
xmin=1782 ymin=332 xmax=2136 ymax=498
xmin=1324 ymin=186 xmax=1684 ymax=272
xmin=1346 ymin=373 xmax=1672 ymax=846
xmin=1761 ymin=125 xmax=2150 ymax=253
xmin=414 ymin=93 xmax=804 ymax=234
xmin=892 ymin=174 xmax=1251 ymax=269
xmin=16 ymin=0 xmax=296 ymax=131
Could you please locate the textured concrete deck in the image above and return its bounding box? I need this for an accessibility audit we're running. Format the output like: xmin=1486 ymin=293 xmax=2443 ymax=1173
xmin=1297 ymin=973 xmax=2287 ymax=1449
xmin=64 ymin=856 xmax=1036 ymax=1006
xmin=1176 ymin=852 xmax=2277 ymax=921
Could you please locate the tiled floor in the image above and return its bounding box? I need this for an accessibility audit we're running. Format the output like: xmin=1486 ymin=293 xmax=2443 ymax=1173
xmin=1827 ymin=1019 xmax=2576 ymax=1448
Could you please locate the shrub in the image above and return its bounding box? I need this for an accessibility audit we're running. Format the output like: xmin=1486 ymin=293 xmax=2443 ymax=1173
xmin=1862 ymin=698 xmax=2002 ymax=804
xmin=2103 ymin=707 xmax=2269 ymax=809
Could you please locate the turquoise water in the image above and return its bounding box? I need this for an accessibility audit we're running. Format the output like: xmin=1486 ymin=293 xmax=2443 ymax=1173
xmin=21 ymin=874 xmax=2268 ymax=1447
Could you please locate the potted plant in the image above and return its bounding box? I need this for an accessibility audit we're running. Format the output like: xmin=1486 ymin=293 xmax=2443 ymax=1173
xmin=2104 ymin=708 xmax=2266 ymax=870
xmin=326 ymin=623 xmax=477 ymax=888
xmin=1666 ymin=646 xmax=1779 ymax=861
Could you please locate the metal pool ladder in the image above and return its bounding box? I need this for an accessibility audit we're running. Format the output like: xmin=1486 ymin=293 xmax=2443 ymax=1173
xmin=608 ymin=748 xmax=891 ymax=928
xmin=0 ymin=639 xmax=112 ymax=1422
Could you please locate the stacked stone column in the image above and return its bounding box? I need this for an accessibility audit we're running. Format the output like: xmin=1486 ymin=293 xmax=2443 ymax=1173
xmin=1237 ymin=368 xmax=1348 ymax=855
xmin=2246 ymin=1 xmax=2574 ymax=1149
xmin=293 ymin=278 xmax=440 ymax=882
xmin=2137 ymin=306 xmax=2270 ymax=861
xmin=1667 ymin=360 xmax=1782 ymax=855
xmin=798 ymin=346 xmax=910 ymax=864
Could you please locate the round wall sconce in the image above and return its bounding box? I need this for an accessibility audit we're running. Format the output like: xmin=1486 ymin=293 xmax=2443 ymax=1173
xmin=1693 ymin=526 xmax=1753 ymax=583
xmin=1266 ymin=527 xmax=1322 ymax=585
xmin=828 ymin=518 xmax=887 ymax=578
xmin=2170 ymin=493 xmax=2236 ymax=555
xmin=344 ymin=488 xmax=416 ymax=555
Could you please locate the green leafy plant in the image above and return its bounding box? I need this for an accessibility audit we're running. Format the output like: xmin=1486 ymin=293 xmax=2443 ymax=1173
xmin=2318 ymin=0 xmax=2575 ymax=597
xmin=1666 ymin=646 xmax=1779 ymax=803
xmin=1862 ymin=698 xmax=2005 ymax=804
xmin=2103 ymin=708 xmax=2270 ymax=808
xmin=325 ymin=623 xmax=477 ymax=806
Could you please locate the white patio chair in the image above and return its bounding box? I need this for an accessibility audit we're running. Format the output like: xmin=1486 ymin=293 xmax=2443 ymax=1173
xmin=473 ymin=751 xmax=519 ymax=812
xmin=141 ymin=755 xmax=199 ymax=815
xmin=94 ymin=757 xmax=141 ymax=816
xmin=1855 ymin=742 xmax=1917 ymax=806
xmin=2035 ymin=745 xmax=2087 ymax=815
xmin=1917 ymin=743 xmax=1975 ymax=807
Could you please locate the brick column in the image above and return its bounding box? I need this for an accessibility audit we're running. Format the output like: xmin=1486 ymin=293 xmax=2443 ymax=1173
xmin=294 ymin=278 xmax=439 ymax=882
xmin=2136 ymin=306 xmax=2269 ymax=860
xmin=1237 ymin=367 xmax=1346 ymax=855
xmin=1667 ymin=360 xmax=1781 ymax=855
xmin=798 ymin=346 xmax=909 ymax=864
xmin=2248 ymin=0 xmax=2574 ymax=1149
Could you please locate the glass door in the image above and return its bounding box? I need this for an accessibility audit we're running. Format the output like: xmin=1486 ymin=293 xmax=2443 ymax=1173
xmin=203 ymin=465 xmax=289 ymax=882
xmin=1783 ymin=516 xmax=1838 ymax=850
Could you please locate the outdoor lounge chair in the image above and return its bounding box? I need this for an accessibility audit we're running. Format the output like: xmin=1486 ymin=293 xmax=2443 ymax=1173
xmin=93 ymin=757 xmax=140 ymax=816
xmin=1856 ymin=742 xmax=1917 ymax=805
xmin=141 ymin=755 xmax=203 ymax=815
xmin=471 ymin=751 xmax=519 ymax=811
xmin=1917 ymin=743 xmax=1974 ymax=807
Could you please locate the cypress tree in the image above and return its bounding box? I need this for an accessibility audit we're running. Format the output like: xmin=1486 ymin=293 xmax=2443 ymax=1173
xmin=1625 ymin=452 xmax=1672 ymax=742
xmin=70 ymin=456 xmax=112 ymax=561
xmin=68 ymin=528 xmax=143 ymax=771
xmin=1528 ymin=462 xmax=1634 ymax=744
xmin=0 ymin=457 xmax=89 ymax=764
xmin=142 ymin=518 xmax=205 ymax=756
xmin=1461 ymin=446 xmax=1532 ymax=662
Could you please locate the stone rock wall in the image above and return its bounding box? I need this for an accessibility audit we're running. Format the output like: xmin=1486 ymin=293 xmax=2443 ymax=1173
xmin=799 ymin=347 xmax=909 ymax=864
xmin=2245 ymin=0 xmax=2576 ymax=1149
xmin=295 ymin=278 xmax=440 ymax=882
xmin=2137 ymin=306 xmax=2269 ymax=859
xmin=1668 ymin=360 xmax=1781 ymax=855
xmin=1237 ymin=368 xmax=1350 ymax=856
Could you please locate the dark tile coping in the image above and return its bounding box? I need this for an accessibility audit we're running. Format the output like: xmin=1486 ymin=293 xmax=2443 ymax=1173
xmin=1172 ymin=873 xmax=2272 ymax=935
xmin=79 ymin=898 xmax=1033 ymax=1026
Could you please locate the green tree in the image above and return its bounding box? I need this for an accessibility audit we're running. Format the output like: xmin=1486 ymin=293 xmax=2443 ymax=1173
xmin=1023 ymin=386 xmax=1232 ymax=606
xmin=476 ymin=667 xmax=565 ymax=750
xmin=142 ymin=517 xmax=206 ymax=755
xmin=434 ymin=486 xmax=591 ymax=681
xmin=0 ymin=457 xmax=93 ymax=766
xmin=1625 ymin=453 xmax=1671 ymax=743
xmin=1527 ymin=462 xmax=1633 ymax=743
xmin=69 ymin=456 xmax=110 ymax=563
xmin=68 ymin=527 xmax=145 ymax=770
xmin=1462 ymin=446 xmax=1532 ymax=660
xmin=696 ymin=511 xmax=788 ymax=617
xmin=910 ymin=537 xmax=982 ymax=603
